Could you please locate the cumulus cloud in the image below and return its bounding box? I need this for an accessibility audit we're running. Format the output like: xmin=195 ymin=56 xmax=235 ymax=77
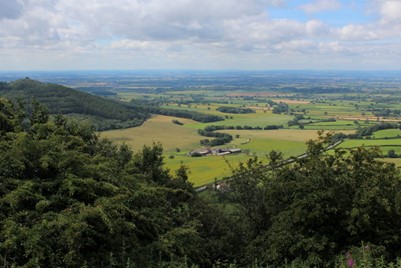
xmin=1 ymin=0 xmax=401 ymax=70
xmin=380 ymin=0 xmax=401 ymax=22
xmin=300 ymin=0 xmax=342 ymax=14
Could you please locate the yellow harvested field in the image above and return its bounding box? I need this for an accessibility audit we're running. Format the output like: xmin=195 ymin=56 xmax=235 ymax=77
xmin=100 ymin=115 xmax=200 ymax=152
xmin=271 ymin=99 xmax=310 ymax=104
xmin=380 ymin=158 xmax=401 ymax=167
xmin=226 ymin=92 xmax=288 ymax=97
xmin=338 ymin=116 xmax=401 ymax=122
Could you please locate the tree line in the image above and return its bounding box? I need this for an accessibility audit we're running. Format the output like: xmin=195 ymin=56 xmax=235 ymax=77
xmin=347 ymin=122 xmax=401 ymax=138
xmin=216 ymin=106 xmax=256 ymax=114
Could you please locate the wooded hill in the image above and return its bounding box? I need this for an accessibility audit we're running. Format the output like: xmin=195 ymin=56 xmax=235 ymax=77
xmin=0 ymin=79 xmax=225 ymax=130
xmin=0 ymin=78 xmax=149 ymax=130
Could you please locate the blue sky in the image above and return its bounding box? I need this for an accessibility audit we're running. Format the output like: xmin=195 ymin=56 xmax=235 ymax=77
xmin=269 ymin=0 xmax=375 ymax=26
xmin=0 ymin=0 xmax=401 ymax=70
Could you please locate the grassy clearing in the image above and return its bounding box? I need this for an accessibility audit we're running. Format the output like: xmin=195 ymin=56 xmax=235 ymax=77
xmin=100 ymin=115 xmax=200 ymax=152
xmin=240 ymin=138 xmax=306 ymax=157
xmin=372 ymin=129 xmax=401 ymax=138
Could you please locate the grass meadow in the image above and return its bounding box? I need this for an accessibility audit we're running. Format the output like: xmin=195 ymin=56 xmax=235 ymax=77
xmin=164 ymin=154 xmax=247 ymax=187
xmin=372 ymin=129 xmax=401 ymax=138
xmin=339 ymin=139 xmax=401 ymax=148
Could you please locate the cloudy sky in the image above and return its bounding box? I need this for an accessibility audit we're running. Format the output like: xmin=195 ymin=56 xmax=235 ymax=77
xmin=1 ymin=0 xmax=401 ymax=70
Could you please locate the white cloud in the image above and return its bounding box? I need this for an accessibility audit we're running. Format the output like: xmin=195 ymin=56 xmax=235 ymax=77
xmin=380 ymin=0 xmax=401 ymax=22
xmin=336 ymin=24 xmax=380 ymax=41
xmin=0 ymin=0 xmax=401 ymax=70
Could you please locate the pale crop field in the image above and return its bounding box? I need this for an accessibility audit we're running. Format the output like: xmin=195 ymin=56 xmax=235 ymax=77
xmin=100 ymin=115 xmax=201 ymax=152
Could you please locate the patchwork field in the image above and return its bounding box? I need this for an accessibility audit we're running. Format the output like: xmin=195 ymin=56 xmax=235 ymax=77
xmin=101 ymin=87 xmax=401 ymax=186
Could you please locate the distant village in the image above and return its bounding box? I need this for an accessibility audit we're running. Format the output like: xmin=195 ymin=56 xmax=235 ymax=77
xmin=189 ymin=147 xmax=242 ymax=157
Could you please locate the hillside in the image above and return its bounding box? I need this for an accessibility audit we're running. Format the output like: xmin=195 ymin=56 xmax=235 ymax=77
xmin=0 ymin=78 xmax=149 ymax=130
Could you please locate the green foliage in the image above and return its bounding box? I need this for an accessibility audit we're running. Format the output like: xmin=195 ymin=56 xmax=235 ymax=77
xmin=272 ymin=102 xmax=289 ymax=114
xmin=229 ymin=134 xmax=401 ymax=267
xmin=356 ymin=122 xmax=400 ymax=137
xmin=387 ymin=149 xmax=398 ymax=158
xmin=0 ymin=78 xmax=149 ymax=130
xmin=216 ymin=106 xmax=256 ymax=114
xmin=0 ymin=98 xmax=236 ymax=267
xmin=197 ymin=128 xmax=233 ymax=147
xmin=172 ymin=119 xmax=184 ymax=125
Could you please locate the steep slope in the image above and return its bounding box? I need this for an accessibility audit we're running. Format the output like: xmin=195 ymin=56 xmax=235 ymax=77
xmin=0 ymin=78 xmax=149 ymax=130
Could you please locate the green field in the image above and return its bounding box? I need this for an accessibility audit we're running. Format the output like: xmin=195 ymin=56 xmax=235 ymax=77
xmin=339 ymin=139 xmax=401 ymax=148
xmin=223 ymin=129 xmax=322 ymax=156
xmin=372 ymin=129 xmax=401 ymax=138
xmin=337 ymin=138 xmax=401 ymax=160
xmin=164 ymin=153 xmax=247 ymax=187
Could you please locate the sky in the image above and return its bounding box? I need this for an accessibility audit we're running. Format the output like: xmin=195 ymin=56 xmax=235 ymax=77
xmin=1 ymin=0 xmax=401 ymax=71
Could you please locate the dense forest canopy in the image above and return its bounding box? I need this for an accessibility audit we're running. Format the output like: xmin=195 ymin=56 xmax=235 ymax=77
xmin=216 ymin=106 xmax=256 ymax=114
xmin=0 ymin=97 xmax=239 ymax=267
xmin=1 ymin=97 xmax=401 ymax=267
xmin=0 ymin=78 xmax=149 ymax=130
